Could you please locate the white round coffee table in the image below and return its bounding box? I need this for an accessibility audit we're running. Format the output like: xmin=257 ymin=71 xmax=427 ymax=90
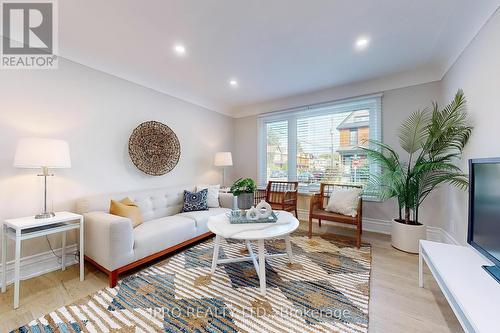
xmin=207 ymin=211 xmax=299 ymax=296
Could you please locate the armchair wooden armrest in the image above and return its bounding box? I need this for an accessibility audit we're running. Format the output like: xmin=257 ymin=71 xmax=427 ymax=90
xmin=357 ymin=197 xmax=363 ymax=222
xmin=309 ymin=193 xmax=321 ymax=211
xmin=308 ymin=193 xmax=322 ymax=238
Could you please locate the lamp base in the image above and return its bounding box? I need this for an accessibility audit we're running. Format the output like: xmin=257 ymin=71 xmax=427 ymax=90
xmin=35 ymin=212 xmax=55 ymax=219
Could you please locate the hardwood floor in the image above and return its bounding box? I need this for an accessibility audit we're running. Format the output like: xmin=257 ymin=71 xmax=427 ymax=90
xmin=0 ymin=221 xmax=463 ymax=332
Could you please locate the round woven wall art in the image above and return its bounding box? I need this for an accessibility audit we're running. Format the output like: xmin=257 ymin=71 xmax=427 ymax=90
xmin=128 ymin=121 xmax=181 ymax=176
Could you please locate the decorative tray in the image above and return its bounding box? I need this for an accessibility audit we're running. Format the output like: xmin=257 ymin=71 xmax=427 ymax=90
xmin=226 ymin=210 xmax=279 ymax=224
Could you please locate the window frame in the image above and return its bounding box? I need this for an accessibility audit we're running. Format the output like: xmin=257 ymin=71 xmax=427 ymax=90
xmin=257 ymin=94 xmax=382 ymax=201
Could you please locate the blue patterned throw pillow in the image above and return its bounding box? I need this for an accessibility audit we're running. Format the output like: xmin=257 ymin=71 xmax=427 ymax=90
xmin=182 ymin=189 xmax=209 ymax=212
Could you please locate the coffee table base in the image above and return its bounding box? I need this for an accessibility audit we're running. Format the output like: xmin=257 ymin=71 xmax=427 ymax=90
xmin=210 ymin=235 xmax=294 ymax=296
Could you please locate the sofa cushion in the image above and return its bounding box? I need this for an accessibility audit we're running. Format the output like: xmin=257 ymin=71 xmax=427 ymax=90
xmin=133 ymin=215 xmax=196 ymax=261
xmin=178 ymin=208 xmax=230 ymax=234
xmin=196 ymin=184 xmax=220 ymax=208
xmin=182 ymin=189 xmax=209 ymax=212
xmin=109 ymin=198 xmax=143 ymax=228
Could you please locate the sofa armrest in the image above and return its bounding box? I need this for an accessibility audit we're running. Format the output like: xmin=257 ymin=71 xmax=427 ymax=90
xmin=219 ymin=193 xmax=236 ymax=209
xmin=84 ymin=211 xmax=135 ymax=271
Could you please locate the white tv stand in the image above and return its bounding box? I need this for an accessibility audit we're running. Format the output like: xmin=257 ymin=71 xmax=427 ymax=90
xmin=419 ymin=240 xmax=500 ymax=333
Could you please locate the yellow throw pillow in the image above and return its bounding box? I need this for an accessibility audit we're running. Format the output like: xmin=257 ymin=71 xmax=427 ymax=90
xmin=109 ymin=197 xmax=142 ymax=228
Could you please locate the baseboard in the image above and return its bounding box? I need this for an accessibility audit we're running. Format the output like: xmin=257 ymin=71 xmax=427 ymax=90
xmin=300 ymin=209 xmax=460 ymax=245
xmin=0 ymin=244 xmax=78 ymax=288
xmin=441 ymin=228 xmax=460 ymax=245
xmin=297 ymin=209 xmax=309 ymax=221
xmin=426 ymin=226 xmax=442 ymax=242
xmin=362 ymin=218 xmax=392 ymax=234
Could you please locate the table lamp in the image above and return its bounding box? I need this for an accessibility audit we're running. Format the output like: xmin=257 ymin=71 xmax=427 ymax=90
xmin=14 ymin=138 xmax=71 ymax=219
xmin=214 ymin=152 xmax=232 ymax=187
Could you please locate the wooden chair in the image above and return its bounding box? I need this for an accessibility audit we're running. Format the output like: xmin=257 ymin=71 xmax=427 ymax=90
xmin=255 ymin=181 xmax=298 ymax=217
xmin=308 ymin=183 xmax=363 ymax=248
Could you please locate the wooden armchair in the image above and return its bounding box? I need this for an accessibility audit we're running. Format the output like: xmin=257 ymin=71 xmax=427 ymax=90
xmin=255 ymin=181 xmax=298 ymax=217
xmin=308 ymin=183 xmax=363 ymax=248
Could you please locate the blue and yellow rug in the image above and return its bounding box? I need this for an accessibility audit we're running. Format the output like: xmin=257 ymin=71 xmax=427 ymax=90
xmin=13 ymin=231 xmax=371 ymax=332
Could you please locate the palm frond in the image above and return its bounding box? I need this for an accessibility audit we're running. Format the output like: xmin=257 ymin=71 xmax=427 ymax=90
xmin=399 ymin=109 xmax=430 ymax=154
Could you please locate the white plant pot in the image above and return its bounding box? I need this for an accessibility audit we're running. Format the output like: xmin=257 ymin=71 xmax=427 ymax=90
xmin=391 ymin=219 xmax=426 ymax=254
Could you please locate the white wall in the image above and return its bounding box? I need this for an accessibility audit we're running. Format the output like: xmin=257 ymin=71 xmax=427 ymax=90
xmin=441 ymin=8 xmax=500 ymax=244
xmin=233 ymin=81 xmax=444 ymax=226
xmin=0 ymin=58 xmax=234 ymax=260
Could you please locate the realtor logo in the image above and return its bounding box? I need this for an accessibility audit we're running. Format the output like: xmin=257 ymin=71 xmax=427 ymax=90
xmin=1 ymin=0 xmax=58 ymax=69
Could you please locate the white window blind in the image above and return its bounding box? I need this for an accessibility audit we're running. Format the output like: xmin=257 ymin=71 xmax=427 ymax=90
xmin=257 ymin=94 xmax=382 ymax=198
xmin=265 ymin=121 xmax=288 ymax=182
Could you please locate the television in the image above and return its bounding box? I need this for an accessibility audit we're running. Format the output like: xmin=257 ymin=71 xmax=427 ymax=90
xmin=468 ymin=158 xmax=500 ymax=283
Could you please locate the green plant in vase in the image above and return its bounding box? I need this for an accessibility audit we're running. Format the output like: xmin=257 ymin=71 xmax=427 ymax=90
xmin=230 ymin=178 xmax=257 ymax=210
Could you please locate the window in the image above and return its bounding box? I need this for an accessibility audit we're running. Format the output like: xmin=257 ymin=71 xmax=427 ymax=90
xmin=349 ymin=129 xmax=358 ymax=146
xmin=266 ymin=121 xmax=288 ymax=182
xmin=258 ymin=95 xmax=382 ymax=197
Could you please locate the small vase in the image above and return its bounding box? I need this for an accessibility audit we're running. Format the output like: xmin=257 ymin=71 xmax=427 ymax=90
xmin=237 ymin=193 xmax=254 ymax=210
xmin=246 ymin=206 xmax=260 ymax=221
xmin=256 ymin=200 xmax=272 ymax=218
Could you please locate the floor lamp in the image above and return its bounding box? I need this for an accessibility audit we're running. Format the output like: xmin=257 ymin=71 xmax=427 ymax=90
xmin=214 ymin=152 xmax=233 ymax=187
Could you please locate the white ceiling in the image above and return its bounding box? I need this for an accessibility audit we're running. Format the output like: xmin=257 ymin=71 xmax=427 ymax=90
xmin=57 ymin=0 xmax=499 ymax=116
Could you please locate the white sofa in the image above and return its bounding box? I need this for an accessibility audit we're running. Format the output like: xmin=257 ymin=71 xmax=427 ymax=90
xmin=76 ymin=185 xmax=234 ymax=286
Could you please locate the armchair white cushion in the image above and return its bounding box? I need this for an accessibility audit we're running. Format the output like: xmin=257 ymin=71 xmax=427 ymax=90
xmin=325 ymin=188 xmax=363 ymax=217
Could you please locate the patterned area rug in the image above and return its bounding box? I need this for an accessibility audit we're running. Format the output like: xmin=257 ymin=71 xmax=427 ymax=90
xmin=13 ymin=231 xmax=371 ymax=333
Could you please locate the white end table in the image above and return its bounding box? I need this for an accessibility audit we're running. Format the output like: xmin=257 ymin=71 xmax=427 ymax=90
xmin=1 ymin=211 xmax=84 ymax=309
xmin=207 ymin=211 xmax=299 ymax=296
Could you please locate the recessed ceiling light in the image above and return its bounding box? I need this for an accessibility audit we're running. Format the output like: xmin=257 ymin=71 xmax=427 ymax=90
xmin=173 ymin=44 xmax=186 ymax=55
xmin=229 ymin=79 xmax=238 ymax=87
xmin=355 ymin=37 xmax=370 ymax=50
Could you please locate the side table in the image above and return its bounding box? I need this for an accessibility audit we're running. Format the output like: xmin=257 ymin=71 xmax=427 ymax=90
xmin=1 ymin=211 xmax=84 ymax=309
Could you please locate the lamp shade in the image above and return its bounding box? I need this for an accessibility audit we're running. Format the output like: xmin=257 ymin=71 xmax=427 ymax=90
xmin=14 ymin=138 xmax=71 ymax=169
xmin=214 ymin=152 xmax=233 ymax=167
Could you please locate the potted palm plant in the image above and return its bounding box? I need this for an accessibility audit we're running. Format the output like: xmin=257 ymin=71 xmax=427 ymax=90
xmin=230 ymin=178 xmax=257 ymax=210
xmin=362 ymin=90 xmax=472 ymax=253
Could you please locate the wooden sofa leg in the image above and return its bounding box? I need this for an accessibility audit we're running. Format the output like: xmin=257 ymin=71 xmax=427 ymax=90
xmin=318 ymin=219 xmax=322 ymax=227
xmin=109 ymin=270 xmax=118 ymax=288
xmin=308 ymin=217 xmax=313 ymax=238
xmin=356 ymin=228 xmax=361 ymax=249
xmin=294 ymin=208 xmax=298 ymax=218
